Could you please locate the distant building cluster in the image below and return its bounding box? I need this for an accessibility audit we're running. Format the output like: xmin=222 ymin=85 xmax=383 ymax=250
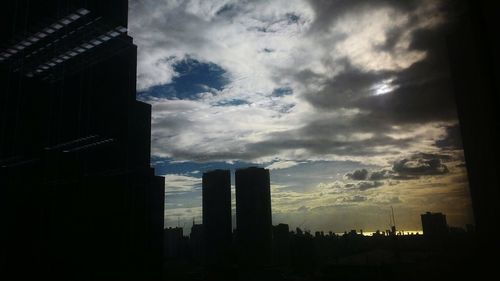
xmin=196 ymin=167 xmax=273 ymax=266
xmin=164 ymin=213 xmax=476 ymax=278
xmin=164 ymin=168 xmax=476 ymax=273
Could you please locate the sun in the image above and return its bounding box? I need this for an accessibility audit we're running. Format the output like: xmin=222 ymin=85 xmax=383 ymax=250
xmin=372 ymin=78 xmax=399 ymax=96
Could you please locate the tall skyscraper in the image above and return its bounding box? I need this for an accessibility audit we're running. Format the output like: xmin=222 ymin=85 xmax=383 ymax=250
xmin=421 ymin=212 xmax=449 ymax=237
xmin=235 ymin=167 xmax=272 ymax=266
xmin=202 ymin=169 xmax=232 ymax=265
xmin=0 ymin=1 xmax=164 ymax=280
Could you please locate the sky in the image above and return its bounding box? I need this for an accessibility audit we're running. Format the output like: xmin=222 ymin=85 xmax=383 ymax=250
xmin=129 ymin=0 xmax=474 ymax=234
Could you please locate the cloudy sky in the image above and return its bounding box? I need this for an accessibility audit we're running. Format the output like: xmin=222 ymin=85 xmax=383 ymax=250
xmin=129 ymin=0 xmax=473 ymax=233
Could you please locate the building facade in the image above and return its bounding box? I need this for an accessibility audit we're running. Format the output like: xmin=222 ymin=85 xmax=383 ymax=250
xmin=0 ymin=1 xmax=164 ymax=280
xmin=202 ymin=169 xmax=232 ymax=265
xmin=421 ymin=212 xmax=448 ymax=237
xmin=235 ymin=167 xmax=272 ymax=266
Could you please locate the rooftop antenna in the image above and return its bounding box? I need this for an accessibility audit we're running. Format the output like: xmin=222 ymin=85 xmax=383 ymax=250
xmin=387 ymin=213 xmax=392 ymax=234
xmin=390 ymin=206 xmax=397 ymax=235
xmin=177 ymin=216 xmax=180 ymax=228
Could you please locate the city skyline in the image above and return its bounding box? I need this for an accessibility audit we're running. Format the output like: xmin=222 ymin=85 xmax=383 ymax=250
xmin=164 ymin=167 xmax=459 ymax=236
xmin=2 ymin=1 xmax=497 ymax=280
xmin=129 ymin=0 xmax=474 ymax=233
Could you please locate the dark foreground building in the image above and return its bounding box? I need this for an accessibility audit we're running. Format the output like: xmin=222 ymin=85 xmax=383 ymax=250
xmin=202 ymin=169 xmax=232 ymax=265
xmin=272 ymin=223 xmax=291 ymax=267
xmin=421 ymin=212 xmax=448 ymax=237
xmin=0 ymin=1 xmax=164 ymax=280
xmin=235 ymin=167 xmax=272 ymax=266
xmin=446 ymin=0 xmax=500 ymax=272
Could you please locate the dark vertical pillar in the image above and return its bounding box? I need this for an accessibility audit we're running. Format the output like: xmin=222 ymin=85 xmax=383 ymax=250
xmin=0 ymin=1 xmax=164 ymax=280
xmin=235 ymin=167 xmax=272 ymax=267
xmin=446 ymin=0 xmax=500 ymax=276
xmin=447 ymin=0 xmax=500 ymax=244
xmin=202 ymin=169 xmax=232 ymax=265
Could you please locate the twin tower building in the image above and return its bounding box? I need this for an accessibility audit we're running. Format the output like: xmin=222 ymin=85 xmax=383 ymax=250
xmin=202 ymin=167 xmax=272 ymax=267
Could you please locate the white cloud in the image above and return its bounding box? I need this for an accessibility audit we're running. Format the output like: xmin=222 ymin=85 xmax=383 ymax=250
xmin=130 ymin=0 xmax=452 ymax=165
xmin=266 ymin=160 xmax=303 ymax=170
xmin=331 ymin=7 xmax=426 ymax=72
xmin=163 ymin=174 xmax=201 ymax=194
xmin=131 ymin=0 xmax=474 ymax=233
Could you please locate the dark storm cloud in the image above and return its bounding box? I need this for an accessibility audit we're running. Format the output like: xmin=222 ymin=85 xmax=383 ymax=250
xmin=357 ymin=181 xmax=384 ymax=191
xmin=264 ymin=10 xmax=462 ymax=165
xmin=346 ymin=169 xmax=368 ymax=180
xmin=354 ymin=78 xmax=457 ymax=125
xmin=244 ymin=131 xmax=412 ymax=159
xmin=159 ymin=128 xmax=411 ymax=162
xmin=343 ymin=152 xmax=452 ymax=184
xmin=232 ymin=107 xmax=420 ymax=161
xmin=369 ymin=153 xmax=450 ymax=181
xmin=304 ymin=61 xmax=390 ymax=109
xmin=154 ymin=99 xmax=419 ymax=162
xmin=353 ymin=28 xmax=459 ymax=125
xmin=304 ymin=20 xmax=458 ymax=126
xmin=393 ymin=154 xmax=449 ymax=176
xmin=306 ymin=0 xmax=420 ymax=33
xmin=299 ymin=0 xmax=461 ymax=134
xmin=369 ymin=170 xmax=391 ymax=181
xmin=342 ymin=170 xmax=388 ymax=191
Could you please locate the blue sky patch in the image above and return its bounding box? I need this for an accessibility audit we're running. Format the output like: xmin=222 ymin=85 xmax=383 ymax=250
xmin=286 ymin=13 xmax=300 ymax=24
xmin=138 ymin=58 xmax=228 ymax=100
xmin=153 ymin=157 xmax=262 ymax=178
xmin=215 ymin=99 xmax=250 ymax=106
xmin=272 ymin=87 xmax=293 ymax=97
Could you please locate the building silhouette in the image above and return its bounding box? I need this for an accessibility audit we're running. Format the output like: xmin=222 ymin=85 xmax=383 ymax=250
xmin=164 ymin=227 xmax=185 ymax=259
xmin=0 ymin=1 xmax=164 ymax=280
xmin=190 ymin=220 xmax=205 ymax=263
xmin=421 ymin=212 xmax=448 ymax=237
xmin=202 ymin=169 xmax=232 ymax=265
xmin=235 ymin=167 xmax=272 ymax=266
xmin=446 ymin=0 xmax=500 ymax=274
xmin=272 ymin=223 xmax=291 ymax=267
